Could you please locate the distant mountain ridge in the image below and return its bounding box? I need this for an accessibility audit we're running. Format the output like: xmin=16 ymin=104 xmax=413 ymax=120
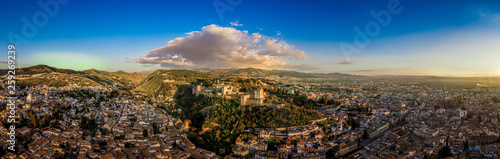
xmin=0 ymin=65 xmax=363 ymax=90
xmin=0 ymin=65 xmax=147 ymax=88
xmin=4 ymin=64 xmax=497 ymax=95
xmin=0 ymin=64 xmax=83 ymax=75
xmin=196 ymin=67 xmax=362 ymax=78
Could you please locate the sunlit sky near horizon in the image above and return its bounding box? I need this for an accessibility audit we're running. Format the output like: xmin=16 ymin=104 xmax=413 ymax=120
xmin=1 ymin=0 xmax=500 ymax=76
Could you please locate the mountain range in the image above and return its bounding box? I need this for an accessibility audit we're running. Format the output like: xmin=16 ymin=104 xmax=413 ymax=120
xmin=196 ymin=67 xmax=361 ymax=78
xmin=0 ymin=65 xmax=360 ymax=95
xmin=2 ymin=65 xmax=498 ymax=95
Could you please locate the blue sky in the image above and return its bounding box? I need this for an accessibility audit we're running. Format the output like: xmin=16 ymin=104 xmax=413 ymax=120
xmin=1 ymin=0 xmax=499 ymax=76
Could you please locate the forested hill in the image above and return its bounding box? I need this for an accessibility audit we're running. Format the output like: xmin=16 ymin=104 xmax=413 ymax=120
xmin=133 ymin=69 xmax=213 ymax=96
xmin=0 ymin=65 xmax=147 ymax=88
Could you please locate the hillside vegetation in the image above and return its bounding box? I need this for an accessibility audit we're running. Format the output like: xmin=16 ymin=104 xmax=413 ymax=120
xmin=82 ymin=69 xmax=147 ymax=89
xmin=1 ymin=65 xmax=148 ymax=88
xmin=134 ymin=69 xmax=213 ymax=96
xmin=17 ymin=73 xmax=101 ymax=88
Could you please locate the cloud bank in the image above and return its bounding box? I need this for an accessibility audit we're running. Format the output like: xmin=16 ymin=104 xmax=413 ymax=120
xmin=337 ymin=60 xmax=354 ymax=65
xmin=137 ymin=24 xmax=314 ymax=70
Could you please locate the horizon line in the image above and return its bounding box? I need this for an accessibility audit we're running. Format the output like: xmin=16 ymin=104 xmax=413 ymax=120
xmin=7 ymin=64 xmax=498 ymax=78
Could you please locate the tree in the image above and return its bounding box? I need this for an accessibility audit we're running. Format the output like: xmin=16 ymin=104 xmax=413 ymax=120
xmin=125 ymin=142 xmax=135 ymax=148
xmin=65 ymin=142 xmax=71 ymax=151
xmin=143 ymin=129 xmax=148 ymax=138
xmin=31 ymin=116 xmax=37 ymax=128
xmin=438 ymin=135 xmax=452 ymax=158
xmin=437 ymin=146 xmax=452 ymax=158
xmin=362 ymin=130 xmax=369 ymax=139
xmin=423 ymin=154 xmax=431 ymax=159
xmin=99 ymin=141 xmax=107 ymax=146
xmin=172 ymin=141 xmax=178 ymax=148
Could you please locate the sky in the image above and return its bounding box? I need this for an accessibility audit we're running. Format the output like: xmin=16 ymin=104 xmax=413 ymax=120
xmin=1 ymin=0 xmax=499 ymax=76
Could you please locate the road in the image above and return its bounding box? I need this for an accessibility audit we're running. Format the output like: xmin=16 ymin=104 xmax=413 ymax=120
xmin=110 ymin=104 xmax=125 ymax=135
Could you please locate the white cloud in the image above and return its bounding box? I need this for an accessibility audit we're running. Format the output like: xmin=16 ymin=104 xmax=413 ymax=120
xmin=230 ymin=21 xmax=243 ymax=26
xmin=276 ymin=31 xmax=282 ymax=36
xmin=137 ymin=24 xmax=312 ymax=70
xmin=288 ymin=64 xmax=319 ymax=71
xmin=337 ymin=60 xmax=354 ymax=65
